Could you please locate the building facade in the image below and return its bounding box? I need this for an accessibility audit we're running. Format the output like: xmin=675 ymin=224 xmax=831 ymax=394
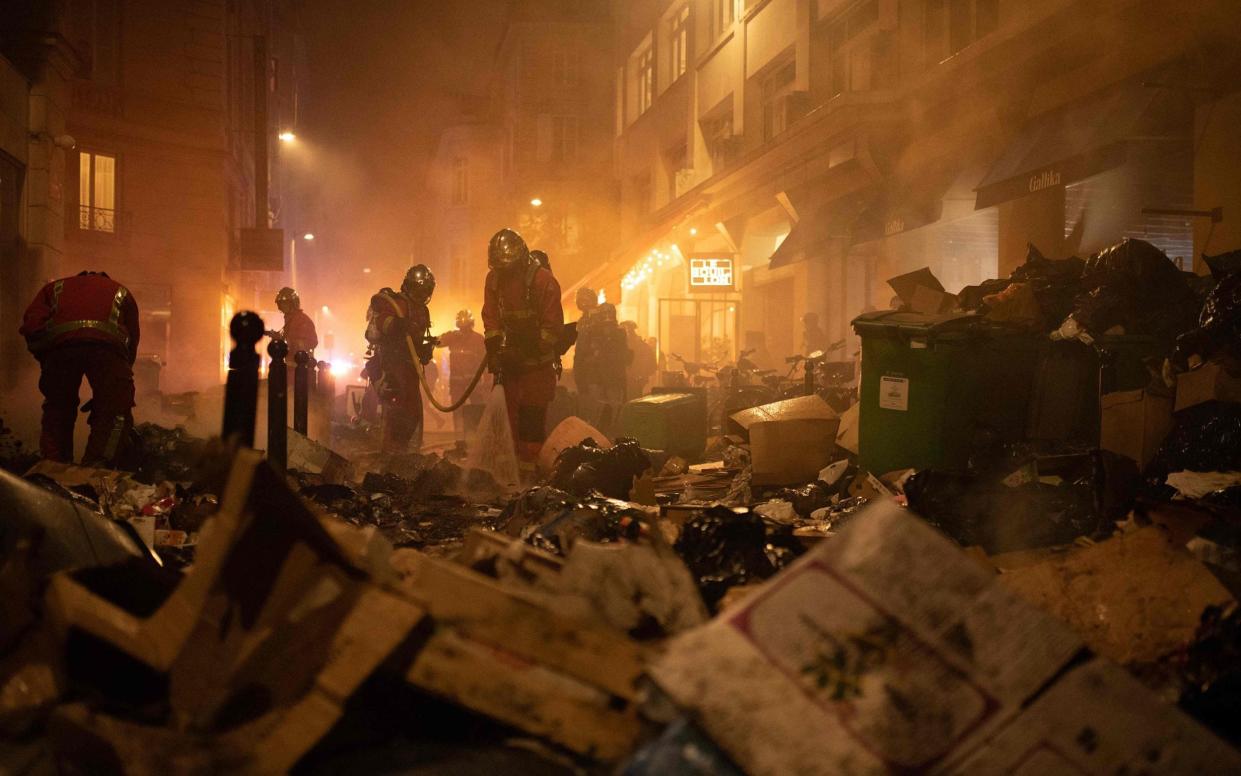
xmin=601 ymin=0 xmax=1241 ymax=365
xmin=423 ymin=0 xmax=616 ymax=313
xmin=1 ymin=0 xmax=300 ymax=395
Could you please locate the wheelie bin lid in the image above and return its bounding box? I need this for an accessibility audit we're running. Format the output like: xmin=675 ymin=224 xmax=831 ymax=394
xmin=851 ymin=309 xmax=982 ymax=338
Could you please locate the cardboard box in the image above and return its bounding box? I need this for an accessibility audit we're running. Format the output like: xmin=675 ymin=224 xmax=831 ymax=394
xmin=731 ymin=396 xmax=839 ymax=486
xmin=650 ymin=502 xmax=1239 ymax=775
xmin=1175 ymin=359 xmax=1241 ymax=412
xmin=1100 ymin=389 xmax=1173 ymax=468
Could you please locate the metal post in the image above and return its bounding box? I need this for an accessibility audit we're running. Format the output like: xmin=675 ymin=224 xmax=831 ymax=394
xmin=267 ymin=339 xmax=289 ymax=471
xmin=223 ymin=312 xmax=263 ymax=447
xmin=294 ymin=350 xmax=310 ymax=435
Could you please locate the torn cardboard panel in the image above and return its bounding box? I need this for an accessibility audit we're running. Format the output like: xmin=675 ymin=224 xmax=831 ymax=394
xmin=539 ymin=416 xmax=612 ymax=473
xmin=998 ymin=526 xmax=1235 ymax=665
xmin=651 ymin=502 xmax=1087 ymax=776
xmin=405 ymin=625 xmax=643 ymax=760
xmin=391 ymin=548 xmax=648 ymax=701
xmin=1100 ymin=389 xmax=1173 ymax=469
xmin=949 ymin=659 xmax=1241 ymax=774
xmin=1175 ymin=358 xmax=1241 ymax=413
xmin=287 ymin=430 xmax=355 ymax=483
xmin=888 ymin=266 xmax=946 ymax=302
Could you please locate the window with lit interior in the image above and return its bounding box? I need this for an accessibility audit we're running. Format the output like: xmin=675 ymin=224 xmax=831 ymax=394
xmin=79 ymin=151 xmax=117 ymax=233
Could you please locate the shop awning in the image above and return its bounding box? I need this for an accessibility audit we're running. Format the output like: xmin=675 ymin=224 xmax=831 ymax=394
xmin=973 ymin=77 xmax=1177 ymax=210
xmin=853 ymin=181 xmax=948 ymax=244
xmin=768 ymin=197 xmax=868 ymax=269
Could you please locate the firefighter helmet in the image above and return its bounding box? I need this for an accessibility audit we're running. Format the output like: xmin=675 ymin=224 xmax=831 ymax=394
xmin=576 ymin=287 xmax=598 ymax=313
xmin=275 ymin=287 xmax=300 ymax=313
xmin=487 ymin=228 xmax=530 ymax=272
xmin=530 ymin=249 xmax=551 ymax=271
xmin=401 ymin=264 xmax=436 ymax=303
xmin=597 ymin=303 xmax=618 ymax=325
xmin=456 ymin=309 xmax=475 ymax=330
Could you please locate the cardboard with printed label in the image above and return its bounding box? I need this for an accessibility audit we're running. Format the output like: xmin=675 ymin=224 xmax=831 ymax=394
xmin=650 ymin=502 xmax=1238 ymax=776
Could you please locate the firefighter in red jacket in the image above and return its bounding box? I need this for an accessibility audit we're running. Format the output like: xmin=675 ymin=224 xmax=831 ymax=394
xmin=364 ymin=264 xmax=437 ymax=453
xmin=482 ymin=228 xmax=564 ymax=466
xmin=20 ymin=271 xmax=140 ymax=466
xmin=266 ymin=287 xmax=318 ymax=357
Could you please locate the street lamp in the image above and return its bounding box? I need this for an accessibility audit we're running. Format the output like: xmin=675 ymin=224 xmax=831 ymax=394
xmin=530 ymin=197 xmax=543 ymax=207
xmin=278 ymin=131 xmax=297 ymax=143
xmin=302 ymin=233 xmax=315 ymax=241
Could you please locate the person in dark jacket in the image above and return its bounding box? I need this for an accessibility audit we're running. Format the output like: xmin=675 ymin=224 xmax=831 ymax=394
xmin=20 ymin=271 xmax=140 ymax=465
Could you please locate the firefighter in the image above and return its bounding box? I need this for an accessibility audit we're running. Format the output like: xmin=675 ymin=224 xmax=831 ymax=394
xmin=20 ymin=271 xmax=140 ymax=466
xmin=531 ymin=249 xmax=551 ymax=272
xmin=437 ymin=309 xmax=487 ymax=437
xmin=802 ymin=311 xmax=828 ymax=357
xmin=481 ymin=228 xmax=564 ymax=468
xmin=571 ymin=286 xmax=599 ymax=393
xmin=266 ymin=287 xmax=318 ymax=357
xmin=587 ymin=303 xmax=631 ymax=431
xmin=364 ymin=264 xmax=437 ymax=454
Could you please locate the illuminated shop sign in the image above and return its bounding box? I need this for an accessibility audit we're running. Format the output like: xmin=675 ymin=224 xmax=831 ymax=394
xmin=688 ymin=256 xmax=735 ymax=291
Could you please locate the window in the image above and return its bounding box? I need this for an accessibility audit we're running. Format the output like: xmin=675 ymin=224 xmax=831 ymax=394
xmin=670 ymin=5 xmax=690 ymax=81
xmin=710 ymin=0 xmax=736 ymax=41
xmin=78 ymin=151 xmax=116 ymax=233
xmin=451 ymin=157 xmax=468 ymax=205
xmin=637 ymin=46 xmax=655 ymax=115
xmin=926 ymin=0 xmax=999 ymax=64
xmin=537 ymin=115 xmax=579 ymax=164
xmin=551 ymin=115 xmax=578 ymax=163
xmin=553 ymin=45 xmax=579 ymax=86
xmin=827 ymin=0 xmax=881 ymax=98
xmin=68 ymin=0 xmax=120 ymax=84
xmin=761 ymin=59 xmax=797 ymax=141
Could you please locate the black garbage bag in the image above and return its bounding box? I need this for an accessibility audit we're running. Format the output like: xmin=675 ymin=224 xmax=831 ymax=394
xmin=1058 ymin=239 xmax=1199 ymax=344
xmin=904 ymin=452 xmax=1129 ymax=554
xmin=777 ymin=481 xmax=835 ymax=517
xmin=1177 ymin=603 xmax=1241 ymax=746
xmin=130 ymin=423 xmax=207 ymax=485
xmin=550 ymin=437 xmax=652 ymax=500
xmin=1146 ymin=402 xmax=1241 ymax=486
xmin=524 ymin=500 xmax=646 ymax=556
xmin=673 ymin=506 xmax=804 ymax=609
xmin=1174 ymin=260 xmax=1241 ymax=367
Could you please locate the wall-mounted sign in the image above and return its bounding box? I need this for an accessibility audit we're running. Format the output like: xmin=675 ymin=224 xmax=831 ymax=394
xmin=688 ymin=255 xmax=735 ymax=292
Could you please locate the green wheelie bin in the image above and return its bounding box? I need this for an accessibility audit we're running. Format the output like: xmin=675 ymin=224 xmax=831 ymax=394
xmin=852 ymin=310 xmax=1043 ymax=475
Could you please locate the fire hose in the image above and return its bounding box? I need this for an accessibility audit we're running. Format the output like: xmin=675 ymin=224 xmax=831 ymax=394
xmin=404 ymin=332 xmax=489 ymax=413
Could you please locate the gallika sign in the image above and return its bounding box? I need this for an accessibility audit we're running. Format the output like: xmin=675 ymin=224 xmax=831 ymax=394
xmin=688 ymin=256 xmax=735 ymax=290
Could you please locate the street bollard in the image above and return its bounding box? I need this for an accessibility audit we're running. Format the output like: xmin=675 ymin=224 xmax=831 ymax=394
xmin=222 ymin=312 xmax=263 ymax=447
xmin=294 ymin=350 xmax=310 ymax=435
xmin=267 ymin=339 xmax=289 ymax=472
xmin=317 ymin=360 xmax=335 ymax=446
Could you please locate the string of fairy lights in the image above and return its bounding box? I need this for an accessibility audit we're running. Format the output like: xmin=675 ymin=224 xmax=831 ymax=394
xmin=621 ymin=244 xmax=684 ymax=292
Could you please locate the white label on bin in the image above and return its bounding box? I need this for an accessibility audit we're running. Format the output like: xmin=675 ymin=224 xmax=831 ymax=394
xmin=879 ymin=376 xmax=909 ymax=411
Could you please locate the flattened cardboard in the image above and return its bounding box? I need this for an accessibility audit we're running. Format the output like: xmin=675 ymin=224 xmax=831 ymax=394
xmin=887 ymin=266 xmax=946 ymax=303
xmin=1099 ymin=389 xmax=1173 ymax=469
xmin=908 ymin=285 xmax=958 ymax=315
xmin=650 ymin=503 xmax=1235 ymax=776
xmin=1175 ymin=359 xmax=1241 ymax=412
